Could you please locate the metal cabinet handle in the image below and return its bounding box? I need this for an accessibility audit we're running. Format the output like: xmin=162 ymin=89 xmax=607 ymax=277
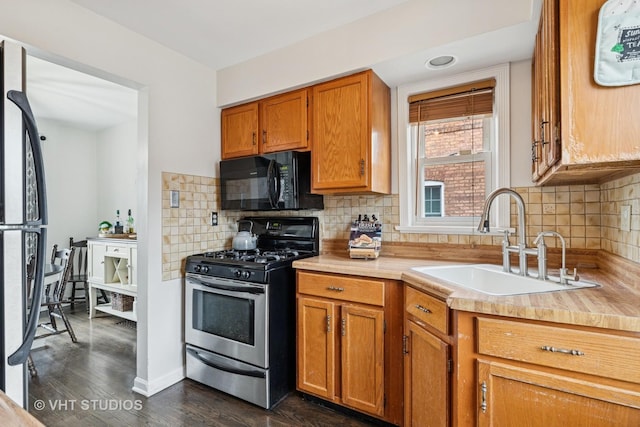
xmin=326 ymin=314 xmax=331 ymax=333
xmin=415 ymin=304 xmax=432 ymax=314
xmin=402 ymin=335 xmax=409 ymax=355
xmin=327 ymin=286 xmax=344 ymax=292
xmin=252 ymin=132 xmax=256 ymax=145
xmin=480 ymin=381 xmax=487 ymax=413
xmin=341 ymin=318 xmax=346 ymax=337
xmin=262 ymin=130 xmax=267 ymax=144
xmin=540 ymin=345 xmax=585 ymax=356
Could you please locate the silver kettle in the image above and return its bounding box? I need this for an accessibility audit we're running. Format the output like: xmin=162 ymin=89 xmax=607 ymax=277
xmin=232 ymin=219 xmax=257 ymax=250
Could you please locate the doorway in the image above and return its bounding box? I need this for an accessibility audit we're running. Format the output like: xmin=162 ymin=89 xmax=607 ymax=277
xmin=25 ymin=53 xmax=141 ymax=388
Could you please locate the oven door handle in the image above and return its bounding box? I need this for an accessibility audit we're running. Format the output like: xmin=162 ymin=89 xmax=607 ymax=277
xmin=187 ymin=347 xmax=265 ymax=379
xmin=188 ymin=277 xmax=265 ymax=294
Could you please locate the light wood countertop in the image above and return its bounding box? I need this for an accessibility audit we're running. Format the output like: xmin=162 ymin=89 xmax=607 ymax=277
xmin=293 ymin=254 xmax=640 ymax=334
xmin=0 ymin=391 xmax=44 ymax=426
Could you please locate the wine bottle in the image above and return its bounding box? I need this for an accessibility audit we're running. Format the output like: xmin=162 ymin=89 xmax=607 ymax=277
xmin=126 ymin=209 xmax=135 ymax=234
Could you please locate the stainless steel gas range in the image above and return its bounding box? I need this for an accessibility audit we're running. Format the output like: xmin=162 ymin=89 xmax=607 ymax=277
xmin=184 ymin=216 xmax=319 ymax=409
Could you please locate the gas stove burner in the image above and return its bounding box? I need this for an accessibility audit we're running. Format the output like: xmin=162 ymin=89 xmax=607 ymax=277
xmin=203 ymin=249 xmax=261 ymax=261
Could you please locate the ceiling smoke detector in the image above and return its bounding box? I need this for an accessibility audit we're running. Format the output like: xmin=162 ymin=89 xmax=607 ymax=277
xmin=426 ymin=55 xmax=456 ymax=69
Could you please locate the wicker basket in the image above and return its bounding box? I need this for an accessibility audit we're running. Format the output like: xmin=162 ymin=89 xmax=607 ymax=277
xmin=111 ymin=293 xmax=134 ymax=312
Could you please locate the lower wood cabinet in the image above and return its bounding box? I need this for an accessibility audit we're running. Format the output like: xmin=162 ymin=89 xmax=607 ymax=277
xmin=403 ymin=286 xmax=451 ymax=427
xmin=455 ymin=312 xmax=640 ymax=426
xmin=296 ymin=270 xmax=402 ymax=425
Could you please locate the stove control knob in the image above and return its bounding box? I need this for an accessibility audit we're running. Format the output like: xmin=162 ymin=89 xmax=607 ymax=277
xmin=201 ymin=266 xmax=209 ymax=273
xmin=234 ymin=269 xmax=242 ymax=279
xmin=194 ymin=265 xmax=201 ymax=273
xmin=241 ymin=271 xmax=250 ymax=280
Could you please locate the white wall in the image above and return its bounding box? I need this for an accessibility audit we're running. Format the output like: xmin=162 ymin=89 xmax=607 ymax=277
xmin=216 ymin=0 xmax=534 ymax=106
xmin=1 ymin=0 xmax=219 ymax=398
xmin=96 ymin=119 xmax=137 ymax=224
xmin=39 ymin=118 xmax=98 ymax=249
xmin=509 ymin=59 xmax=535 ymax=187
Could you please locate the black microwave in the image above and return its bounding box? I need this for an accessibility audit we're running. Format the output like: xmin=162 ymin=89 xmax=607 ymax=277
xmin=220 ymin=151 xmax=324 ymax=211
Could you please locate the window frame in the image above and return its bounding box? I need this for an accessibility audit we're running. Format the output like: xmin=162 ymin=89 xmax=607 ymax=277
xmin=396 ymin=63 xmax=511 ymax=235
xmin=423 ymin=180 xmax=445 ymax=217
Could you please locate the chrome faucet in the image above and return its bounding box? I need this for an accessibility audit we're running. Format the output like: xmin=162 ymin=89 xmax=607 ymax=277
xmin=477 ymin=187 xmax=533 ymax=276
xmin=533 ymin=231 xmax=579 ymax=284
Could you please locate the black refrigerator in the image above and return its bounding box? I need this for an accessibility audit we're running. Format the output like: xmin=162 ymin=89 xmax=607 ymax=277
xmin=0 ymin=39 xmax=48 ymax=407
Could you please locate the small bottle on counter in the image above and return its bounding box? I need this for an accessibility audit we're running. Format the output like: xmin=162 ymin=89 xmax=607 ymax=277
xmin=126 ymin=209 xmax=134 ymax=234
xmin=114 ymin=210 xmax=123 ymax=234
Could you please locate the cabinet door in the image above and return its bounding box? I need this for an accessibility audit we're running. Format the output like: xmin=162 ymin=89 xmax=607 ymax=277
xmin=297 ymin=297 xmax=336 ymax=400
xmin=261 ymin=89 xmax=309 ymax=153
xmin=221 ymin=102 xmax=259 ymax=159
xmin=88 ymin=242 xmax=106 ymax=283
xmin=532 ymin=0 xmax=560 ymax=179
xmin=404 ymin=320 xmax=449 ymax=427
xmin=312 ymin=72 xmax=369 ymax=191
xmin=341 ymin=304 xmax=384 ymax=417
xmin=477 ymin=360 xmax=640 ymax=427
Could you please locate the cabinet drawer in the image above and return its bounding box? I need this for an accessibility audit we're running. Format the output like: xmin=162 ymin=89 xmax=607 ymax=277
xmin=477 ymin=317 xmax=640 ymax=384
xmin=105 ymin=244 xmax=128 ymax=257
xmin=297 ymin=271 xmax=384 ymax=306
xmin=405 ymin=286 xmax=448 ymax=335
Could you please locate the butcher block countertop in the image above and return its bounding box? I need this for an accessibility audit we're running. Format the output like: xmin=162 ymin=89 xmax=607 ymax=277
xmin=0 ymin=391 xmax=43 ymax=426
xmin=292 ymin=254 xmax=640 ymax=333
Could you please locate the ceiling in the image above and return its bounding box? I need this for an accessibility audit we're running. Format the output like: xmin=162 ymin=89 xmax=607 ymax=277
xmin=27 ymin=0 xmax=541 ymax=131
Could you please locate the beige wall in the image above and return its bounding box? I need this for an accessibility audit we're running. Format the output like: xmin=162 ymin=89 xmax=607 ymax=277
xmin=162 ymin=171 xmax=640 ymax=279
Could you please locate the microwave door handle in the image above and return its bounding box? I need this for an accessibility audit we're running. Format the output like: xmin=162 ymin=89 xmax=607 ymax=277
xmin=267 ymin=160 xmax=281 ymax=209
xmin=8 ymin=228 xmax=47 ymax=366
xmin=7 ymin=90 xmax=48 ymax=225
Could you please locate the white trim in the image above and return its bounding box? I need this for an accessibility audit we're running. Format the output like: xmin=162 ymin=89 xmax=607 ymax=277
xmin=396 ymin=63 xmax=511 ymax=234
xmin=132 ymin=368 xmax=184 ymax=397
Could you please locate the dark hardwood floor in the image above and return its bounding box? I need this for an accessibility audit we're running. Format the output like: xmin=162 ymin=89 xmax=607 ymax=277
xmin=28 ymin=305 xmax=375 ymax=427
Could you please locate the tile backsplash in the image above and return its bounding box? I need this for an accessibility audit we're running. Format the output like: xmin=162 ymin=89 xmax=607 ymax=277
xmin=162 ymin=171 xmax=640 ymax=280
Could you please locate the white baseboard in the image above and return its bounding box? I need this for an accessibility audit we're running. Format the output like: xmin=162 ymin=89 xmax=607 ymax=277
xmin=131 ymin=367 xmax=184 ymax=397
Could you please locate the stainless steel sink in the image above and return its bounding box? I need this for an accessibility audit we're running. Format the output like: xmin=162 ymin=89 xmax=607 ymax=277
xmin=411 ymin=264 xmax=599 ymax=296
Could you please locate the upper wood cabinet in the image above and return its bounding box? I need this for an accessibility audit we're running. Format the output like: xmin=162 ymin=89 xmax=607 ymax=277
xmin=260 ymin=89 xmax=310 ymax=154
xmin=532 ymin=0 xmax=640 ymax=185
xmin=531 ymin=0 xmax=560 ymax=180
xmin=311 ymin=70 xmax=391 ymax=194
xmin=221 ymin=102 xmax=259 ymax=159
xmin=221 ymin=89 xmax=310 ymax=159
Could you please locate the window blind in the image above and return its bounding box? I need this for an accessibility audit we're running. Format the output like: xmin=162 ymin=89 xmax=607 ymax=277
xmin=408 ymin=78 xmax=495 ymax=123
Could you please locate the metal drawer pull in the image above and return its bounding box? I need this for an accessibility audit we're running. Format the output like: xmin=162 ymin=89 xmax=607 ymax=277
xmin=415 ymin=304 xmax=432 ymax=314
xmin=540 ymin=345 xmax=585 ymax=356
xmin=327 ymin=286 xmax=344 ymax=292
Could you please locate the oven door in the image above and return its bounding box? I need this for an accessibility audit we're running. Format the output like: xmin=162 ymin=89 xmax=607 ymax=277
xmin=185 ymin=274 xmax=267 ymax=368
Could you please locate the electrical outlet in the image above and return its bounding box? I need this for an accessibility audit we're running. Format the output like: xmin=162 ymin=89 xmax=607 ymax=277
xmin=211 ymin=212 xmax=218 ymax=226
xmin=621 ymin=205 xmax=631 ymax=232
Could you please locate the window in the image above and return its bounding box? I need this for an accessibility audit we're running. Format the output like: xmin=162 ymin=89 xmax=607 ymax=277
xmin=424 ymin=181 xmax=444 ymax=217
xmin=397 ymin=64 xmax=511 ymax=234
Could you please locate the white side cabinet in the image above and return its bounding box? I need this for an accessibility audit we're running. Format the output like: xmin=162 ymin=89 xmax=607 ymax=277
xmin=87 ymin=238 xmax=137 ymax=321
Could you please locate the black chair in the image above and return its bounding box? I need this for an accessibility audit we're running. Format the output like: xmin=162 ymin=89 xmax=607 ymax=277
xmin=33 ymin=245 xmax=78 ymax=343
xmin=68 ymin=238 xmax=88 ymax=310
xmin=68 ymin=237 xmax=109 ymax=311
